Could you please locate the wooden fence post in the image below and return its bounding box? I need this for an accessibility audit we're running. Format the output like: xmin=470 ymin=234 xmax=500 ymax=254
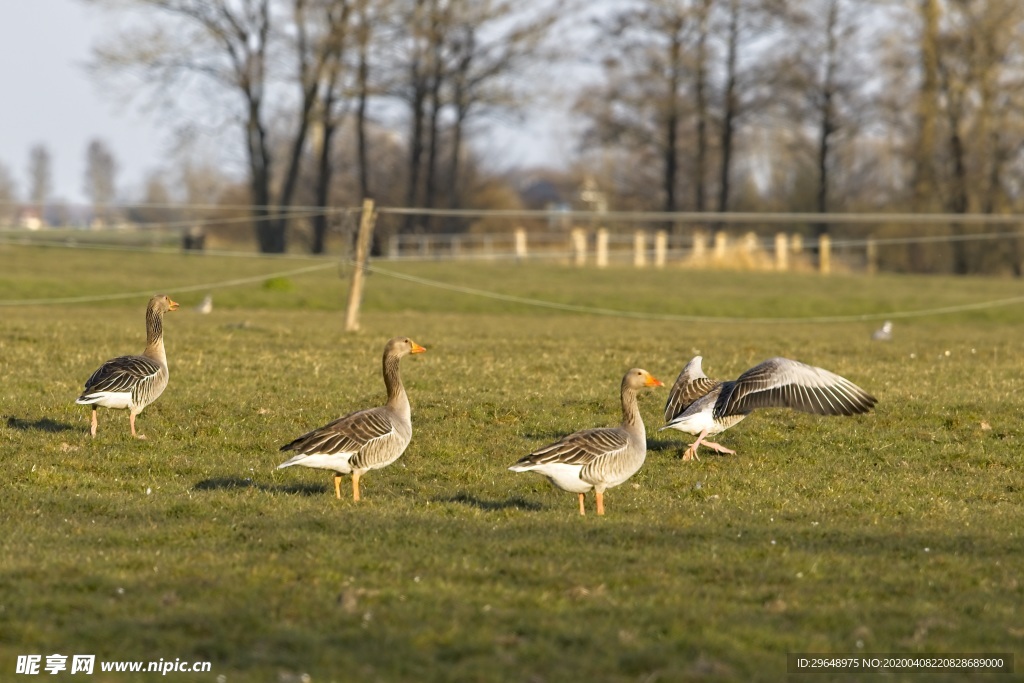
xmin=714 ymin=231 xmax=728 ymax=262
xmin=866 ymin=236 xmax=878 ymax=275
xmin=819 ymin=234 xmax=831 ymax=275
xmin=344 ymin=199 xmax=377 ymax=332
xmin=790 ymin=233 xmax=803 ymax=256
xmin=571 ymin=227 xmax=587 ymax=266
xmin=634 ymin=230 xmax=647 ymax=267
xmin=654 ymin=230 xmax=668 ymax=268
xmin=596 ymin=228 xmax=609 ymax=267
xmin=514 ymin=228 xmax=528 ymax=262
xmin=692 ymin=231 xmax=707 ymax=264
xmin=775 ymin=232 xmax=789 ymax=271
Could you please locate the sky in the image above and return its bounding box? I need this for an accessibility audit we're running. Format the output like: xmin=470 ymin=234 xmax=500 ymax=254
xmin=0 ymin=0 xmax=577 ymax=208
xmin=0 ymin=0 xmax=167 ymax=205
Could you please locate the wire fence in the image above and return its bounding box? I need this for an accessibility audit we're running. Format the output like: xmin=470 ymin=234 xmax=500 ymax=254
xmin=4 ymin=202 xmax=1024 ymax=275
xmin=4 ymin=202 xmax=1024 ymax=322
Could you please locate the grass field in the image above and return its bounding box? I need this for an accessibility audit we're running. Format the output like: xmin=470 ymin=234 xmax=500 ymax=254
xmin=1 ymin=243 xmax=1022 ymax=682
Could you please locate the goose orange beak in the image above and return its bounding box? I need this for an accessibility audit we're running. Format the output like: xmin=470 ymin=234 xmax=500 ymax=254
xmin=410 ymin=341 xmax=427 ymax=354
xmin=168 ymin=298 xmax=180 ymax=311
xmin=646 ymin=374 xmax=664 ymax=387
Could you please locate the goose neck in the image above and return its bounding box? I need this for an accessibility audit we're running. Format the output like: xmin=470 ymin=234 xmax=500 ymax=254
xmin=383 ymin=353 xmax=408 ymax=408
xmin=620 ymin=386 xmax=644 ymax=432
xmin=143 ymin=307 xmax=167 ymax=366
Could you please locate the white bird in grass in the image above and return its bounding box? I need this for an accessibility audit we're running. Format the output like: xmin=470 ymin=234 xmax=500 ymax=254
xmin=195 ymin=294 xmax=213 ymax=314
xmin=661 ymin=356 xmax=877 ymax=461
xmin=76 ymin=294 xmax=179 ymax=439
xmin=872 ymin=321 xmax=893 ymax=341
xmin=277 ymin=336 xmax=426 ymax=501
xmin=509 ymin=368 xmax=663 ymax=516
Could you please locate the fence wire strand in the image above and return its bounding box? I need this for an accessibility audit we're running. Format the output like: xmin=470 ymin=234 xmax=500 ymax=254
xmin=2 ymin=228 xmax=1023 ymax=322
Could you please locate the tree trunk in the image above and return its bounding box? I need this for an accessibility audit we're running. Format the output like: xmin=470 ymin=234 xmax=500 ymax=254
xmin=717 ymin=0 xmax=739 ymax=213
xmin=693 ymin=0 xmax=711 ymax=213
xmin=312 ymin=96 xmax=338 ymax=255
xmin=663 ymin=20 xmax=683 ymax=215
xmin=423 ymin=33 xmax=444 ymax=232
xmin=246 ymin=97 xmax=280 ymax=253
xmin=815 ymin=0 xmax=840 ymax=242
xmin=355 ymin=1 xmax=371 ymax=200
xmin=937 ymin=57 xmax=970 ymax=274
xmin=403 ymin=74 xmax=427 ymax=233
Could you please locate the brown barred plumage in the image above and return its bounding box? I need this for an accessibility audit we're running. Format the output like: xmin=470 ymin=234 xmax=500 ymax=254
xmin=662 ymin=356 xmax=877 ymax=461
xmin=76 ymin=294 xmax=178 ymax=439
xmin=277 ymin=336 xmax=426 ymax=501
xmin=510 ymin=368 xmax=663 ymax=516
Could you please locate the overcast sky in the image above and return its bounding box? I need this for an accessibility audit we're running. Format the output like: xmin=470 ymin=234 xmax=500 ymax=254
xmin=0 ymin=0 xmax=167 ymax=205
xmin=0 ymin=0 xmax=577 ymax=208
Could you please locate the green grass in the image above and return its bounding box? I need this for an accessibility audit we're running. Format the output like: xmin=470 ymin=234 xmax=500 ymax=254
xmin=1 ymin=243 xmax=1023 ymax=682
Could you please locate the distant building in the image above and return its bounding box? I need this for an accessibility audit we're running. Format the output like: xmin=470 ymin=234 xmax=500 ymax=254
xmin=17 ymin=208 xmax=43 ymax=231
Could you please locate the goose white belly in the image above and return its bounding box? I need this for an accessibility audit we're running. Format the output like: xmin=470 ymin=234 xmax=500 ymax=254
xmin=277 ymin=451 xmax=357 ymax=473
xmin=665 ymin=411 xmax=740 ymax=437
xmin=511 ymin=462 xmax=592 ymax=494
xmin=76 ymin=391 xmax=134 ymax=411
xmin=583 ymin=459 xmax=644 ymax=491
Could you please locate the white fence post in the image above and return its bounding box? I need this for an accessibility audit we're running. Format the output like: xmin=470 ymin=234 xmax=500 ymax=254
xmin=514 ymin=228 xmax=528 ymax=262
xmin=714 ymin=231 xmax=728 ymax=262
xmin=634 ymin=230 xmax=647 ymax=267
xmin=692 ymin=231 xmax=707 ymax=264
xmin=571 ymin=227 xmax=587 ymax=266
xmin=654 ymin=230 xmax=668 ymax=268
xmin=866 ymin=236 xmax=878 ymax=275
xmin=775 ymin=232 xmax=788 ymax=271
xmin=596 ymin=228 xmax=609 ymax=268
xmin=790 ymin=233 xmax=803 ymax=256
xmin=819 ymin=234 xmax=831 ymax=274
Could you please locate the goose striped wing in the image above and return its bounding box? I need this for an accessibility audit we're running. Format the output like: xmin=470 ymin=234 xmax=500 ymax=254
xmin=714 ymin=357 xmax=878 ymax=419
xmin=664 ymin=356 xmax=721 ymax=421
xmin=79 ymin=355 xmax=162 ymax=398
xmin=280 ymin=406 xmax=396 ymax=457
xmin=513 ymin=427 xmax=629 ymax=467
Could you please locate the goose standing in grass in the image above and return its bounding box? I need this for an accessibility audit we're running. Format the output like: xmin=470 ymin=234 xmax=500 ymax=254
xmin=277 ymin=336 xmax=426 ymax=501
xmin=661 ymin=356 xmax=877 ymax=461
xmin=76 ymin=294 xmax=180 ymax=439
xmin=510 ymin=368 xmax=663 ymax=516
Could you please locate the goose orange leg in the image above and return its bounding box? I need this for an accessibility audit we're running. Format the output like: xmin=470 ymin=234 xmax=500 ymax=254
xmin=595 ymin=490 xmax=605 ymax=516
xmin=333 ymin=474 xmax=343 ymax=499
xmin=352 ymin=471 xmax=362 ymax=502
xmin=577 ymin=492 xmax=586 ymax=516
xmin=683 ymin=428 xmax=708 ymax=461
xmin=89 ymin=407 xmax=98 ymax=438
xmin=130 ymin=411 xmax=146 ymax=440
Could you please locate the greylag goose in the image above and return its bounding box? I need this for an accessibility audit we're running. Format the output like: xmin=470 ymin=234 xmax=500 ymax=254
xmin=76 ymin=294 xmax=180 ymax=439
xmin=277 ymin=336 xmax=426 ymax=501
xmin=509 ymin=368 xmax=663 ymax=516
xmin=661 ymin=356 xmax=877 ymax=461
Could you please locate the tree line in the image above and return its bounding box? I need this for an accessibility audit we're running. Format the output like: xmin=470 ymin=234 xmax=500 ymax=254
xmin=9 ymin=0 xmax=1024 ymax=275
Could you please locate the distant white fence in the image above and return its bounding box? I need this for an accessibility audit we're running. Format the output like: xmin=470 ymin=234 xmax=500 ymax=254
xmin=388 ymin=228 xmax=848 ymax=273
xmin=5 ymin=203 xmax=1024 ymax=275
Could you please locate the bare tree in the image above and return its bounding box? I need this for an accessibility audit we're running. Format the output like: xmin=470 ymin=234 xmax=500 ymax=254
xmin=0 ymin=161 xmax=18 ymax=227
xmin=84 ymin=138 xmax=118 ymax=226
xmin=27 ymin=144 xmax=52 ymax=214
xmin=774 ymin=0 xmax=866 ymax=238
xmin=391 ymin=0 xmax=562 ymax=231
xmin=578 ymin=1 xmax=701 ymax=214
xmin=714 ymin=0 xmax=792 ymax=212
xmin=297 ymin=0 xmax=356 ymax=254
xmin=87 ymin=0 xmax=355 ymax=252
